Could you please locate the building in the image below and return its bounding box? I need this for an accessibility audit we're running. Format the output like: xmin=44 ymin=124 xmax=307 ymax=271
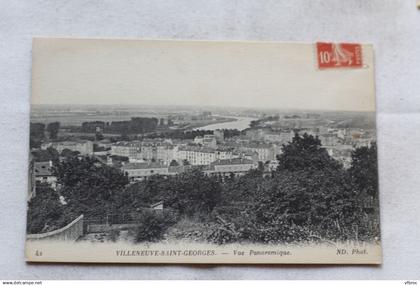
xmin=320 ymin=134 xmax=340 ymax=146
xmin=240 ymin=142 xmax=278 ymax=162
xmin=28 ymin=154 xmax=35 ymax=200
xmin=121 ymin=162 xmax=169 ymax=181
xmin=267 ymin=160 xmax=279 ymax=171
xmin=215 ymin=147 xmax=234 ymax=160
xmin=353 ymin=138 xmax=373 ymax=148
xmin=140 ymin=142 xmax=155 ymax=161
xmin=139 ymin=141 xmax=175 ymax=165
xmin=245 ymin=128 xmax=265 ymax=141
xmin=33 ymin=161 xmax=57 ymax=190
xmin=232 ymin=150 xmax=259 ymax=162
xmin=210 ymin=158 xmax=256 ymax=176
xmin=245 ymin=128 xmax=294 ymax=144
xmin=176 ymin=146 xmax=217 ymax=165
xmin=202 ymin=134 xmax=217 ymax=148
xmin=110 ymin=142 xmax=141 ymax=158
xmin=324 ymin=145 xmax=354 ymax=168
xmin=213 ymin=129 xmax=224 ymax=143
xmin=194 ymin=134 xmax=217 ymax=148
xmin=265 ymin=130 xmax=294 ymax=144
xmin=150 ymin=201 xmax=164 ymax=210
xmin=168 ymin=164 xmax=212 ymax=176
xmin=194 ymin=136 xmax=204 ymax=144
xmin=44 ymin=140 xmax=94 ymax=155
xmin=155 ymin=143 xmax=175 ymax=165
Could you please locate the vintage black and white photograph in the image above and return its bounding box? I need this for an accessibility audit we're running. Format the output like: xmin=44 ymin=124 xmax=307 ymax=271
xmin=26 ymin=38 xmax=381 ymax=264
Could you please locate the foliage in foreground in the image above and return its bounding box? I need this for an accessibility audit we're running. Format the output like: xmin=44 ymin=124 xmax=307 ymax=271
xmin=205 ymin=135 xmax=379 ymax=244
xmin=27 ymin=133 xmax=379 ymax=244
xmin=55 ymin=156 xmax=130 ymax=218
xmin=26 ymin=184 xmax=73 ymax=234
xmin=132 ymin=209 xmax=178 ymax=242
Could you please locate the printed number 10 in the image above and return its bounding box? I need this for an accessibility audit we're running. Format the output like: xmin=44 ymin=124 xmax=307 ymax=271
xmin=319 ymin=51 xmax=331 ymax=64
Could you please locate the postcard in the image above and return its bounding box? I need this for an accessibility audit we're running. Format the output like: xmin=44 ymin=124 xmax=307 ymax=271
xmin=26 ymin=38 xmax=381 ymax=264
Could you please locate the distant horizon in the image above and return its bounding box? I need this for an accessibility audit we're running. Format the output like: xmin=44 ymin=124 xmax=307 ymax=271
xmin=31 ymin=103 xmax=376 ymax=114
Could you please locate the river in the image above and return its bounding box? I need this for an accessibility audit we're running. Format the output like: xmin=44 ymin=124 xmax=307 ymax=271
xmin=194 ymin=116 xmax=255 ymax=131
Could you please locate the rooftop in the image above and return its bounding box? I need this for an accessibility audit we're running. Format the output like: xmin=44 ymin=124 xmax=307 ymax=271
xmin=122 ymin=162 xmax=167 ymax=170
xmin=178 ymin=146 xmax=215 ymax=153
xmin=211 ymin=158 xmax=255 ymax=166
xmin=242 ymin=142 xmax=273 ymax=149
xmin=52 ymin=140 xmax=91 ymax=146
xmin=113 ymin=141 xmax=140 ymax=147
xmin=168 ymin=165 xmax=213 ymax=174
xmin=34 ymin=161 xmax=54 ymax=176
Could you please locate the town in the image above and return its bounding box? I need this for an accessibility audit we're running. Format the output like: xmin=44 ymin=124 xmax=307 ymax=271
xmin=27 ymin=105 xmax=379 ymax=246
xmin=29 ymin=107 xmax=376 ymax=197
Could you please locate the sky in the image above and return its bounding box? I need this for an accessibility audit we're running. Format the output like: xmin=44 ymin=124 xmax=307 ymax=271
xmin=31 ymin=38 xmax=376 ymax=112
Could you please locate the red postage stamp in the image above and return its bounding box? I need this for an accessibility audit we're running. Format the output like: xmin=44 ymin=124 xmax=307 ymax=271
xmin=316 ymin=42 xmax=363 ymax=69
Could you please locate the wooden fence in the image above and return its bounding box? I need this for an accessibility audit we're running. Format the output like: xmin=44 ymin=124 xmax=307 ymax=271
xmin=27 ymin=215 xmax=84 ymax=242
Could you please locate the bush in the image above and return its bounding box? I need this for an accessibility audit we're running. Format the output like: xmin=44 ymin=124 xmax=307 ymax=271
xmin=27 ymin=184 xmax=71 ymax=234
xmin=109 ymin=229 xmax=120 ymax=242
xmin=133 ymin=210 xmax=178 ymax=242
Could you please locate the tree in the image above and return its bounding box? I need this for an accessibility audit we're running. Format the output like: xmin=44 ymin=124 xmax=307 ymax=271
xmin=349 ymin=142 xmax=378 ymax=198
xmin=276 ymin=132 xmax=341 ymax=172
xmin=117 ymin=169 xmax=222 ymax=219
xmin=60 ymin=148 xmax=80 ymax=159
xmin=182 ymin=159 xmax=190 ymax=166
xmin=46 ymin=122 xmax=60 ymax=140
xmin=134 ymin=210 xmax=178 ymax=242
xmin=93 ymin=144 xmax=105 ymax=152
xmin=95 ymin=132 xmax=104 ymax=141
xmin=32 ymin=147 xmax=60 ymax=164
xmin=257 ymin=161 xmax=265 ymax=173
xmin=81 ymin=121 xmax=105 ymax=133
xmin=207 ymin=132 xmax=374 ymax=244
xmin=222 ymin=129 xmax=241 ymax=139
xmin=209 ymin=166 xmax=363 ymax=244
xmin=30 ymin=123 xmax=45 ymax=148
xmin=169 ymin=159 xmax=179 ymax=166
xmin=164 ymin=169 xmax=222 ymax=218
xmin=110 ymin=155 xmax=129 ymax=162
xmin=27 ymin=184 xmax=69 ymax=234
xmin=347 ymin=142 xmax=380 ymax=240
xmin=120 ymin=133 xmax=130 ymax=141
xmin=56 ymin=157 xmax=129 ymax=218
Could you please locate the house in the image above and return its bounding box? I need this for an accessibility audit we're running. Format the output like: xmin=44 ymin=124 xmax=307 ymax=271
xmin=232 ymin=149 xmax=259 ymax=162
xmin=43 ymin=140 xmax=94 ymax=155
xmin=215 ymin=147 xmax=235 ymax=160
xmin=210 ymin=158 xmax=256 ymax=176
xmin=194 ymin=134 xmax=217 ymax=148
xmin=28 ymin=154 xmax=35 ymax=200
xmin=176 ymin=146 xmax=217 ymax=165
xmin=134 ymin=141 xmax=175 ymax=165
xmin=202 ymin=135 xmax=217 ymax=148
xmin=150 ymin=201 xmax=164 ymax=210
xmin=33 ymin=161 xmax=57 ymax=191
xmin=110 ymin=141 xmax=141 ymax=158
xmin=121 ymin=162 xmax=169 ymax=181
xmin=240 ymin=142 xmax=277 ymax=162
xmin=213 ymin=130 xmax=224 ymax=143
xmin=155 ymin=143 xmax=175 ymax=165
